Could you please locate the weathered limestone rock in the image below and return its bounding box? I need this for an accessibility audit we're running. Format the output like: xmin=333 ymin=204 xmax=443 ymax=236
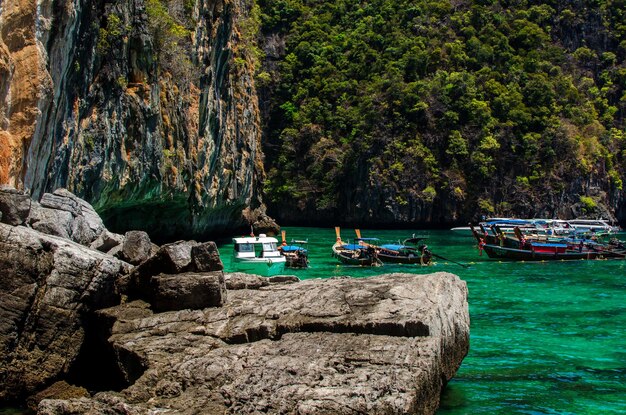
xmin=90 ymin=230 xmax=125 ymax=253
xmin=40 ymin=273 xmax=469 ymax=414
xmin=191 ymin=241 xmax=224 ymax=272
xmin=267 ymin=275 xmax=300 ymax=284
xmin=0 ymin=185 xmax=31 ymax=225
xmin=224 ymin=272 xmax=271 ymax=290
xmin=252 ymin=212 xmax=280 ymax=236
xmin=0 ymin=0 xmax=271 ymax=240
xmin=28 ymin=203 xmax=73 ymax=239
xmin=0 ymin=223 xmax=131 ymax=401
xmin=123 ymin=241 xmax=224 ymax=299
xmin=26 ymin=381 xmax=90 ymax=412
xmin=40 ymin=192 xmax=81 ymax=216
xmin=223 ymin=273 xmax=299 ymax=290
xmin=26 ymin=189 xmax=105 ymax=247
xmin=151 ymin=272 xmax=227 ymax=312
xmin=120 ymin=230 xmax=152 ymax=265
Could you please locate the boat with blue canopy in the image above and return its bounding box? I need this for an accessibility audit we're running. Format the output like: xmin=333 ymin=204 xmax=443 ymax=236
xmin=354 ymin=230 xmax=432 ymax=265
xmin=279 ymin=230 xmax=309 ymax=269
xmin=471 ymin=224 xmax=626 ymax=261
xmin=332 ymin=228 xmax=382 ymax=266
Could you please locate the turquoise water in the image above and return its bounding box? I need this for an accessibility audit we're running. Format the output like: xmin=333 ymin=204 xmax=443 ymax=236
xmin=219 ymin=227 xmax=626 ymax=414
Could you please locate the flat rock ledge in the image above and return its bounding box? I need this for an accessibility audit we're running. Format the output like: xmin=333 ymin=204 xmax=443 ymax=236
xmin=39 ymin=272 xmax=469 ymax=415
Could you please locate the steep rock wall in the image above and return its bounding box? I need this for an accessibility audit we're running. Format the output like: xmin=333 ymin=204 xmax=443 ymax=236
xmin=0 ymin=0 xmax=264 ymax=239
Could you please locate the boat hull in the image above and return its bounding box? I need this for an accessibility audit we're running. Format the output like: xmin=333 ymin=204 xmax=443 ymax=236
xmin=332 ymin=244 xmax=381 ymax=266
xmin=231 ymin=258 xmax=286 ymax=276
xmin=482 ymin=244 xmax=626 ymax=261
xmin=283 ymin=253 xmax=309 ymax=269
xmin=377 ymin=252 xmax=431 ymax=265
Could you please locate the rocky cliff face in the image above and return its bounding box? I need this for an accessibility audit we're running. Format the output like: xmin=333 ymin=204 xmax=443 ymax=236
xmin=0 ymin=0 xmax=265 ymax=239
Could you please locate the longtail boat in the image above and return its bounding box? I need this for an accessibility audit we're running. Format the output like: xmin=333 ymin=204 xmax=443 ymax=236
xmin=354 ymin=229 xmax=433 ymax=265
xmin=471 ymin=224 xmax=626 ymax=261
xmin=332 ymin=227 xmax=382 ymax=266
xmin=279 ymin=230 xmax=309 ymax=269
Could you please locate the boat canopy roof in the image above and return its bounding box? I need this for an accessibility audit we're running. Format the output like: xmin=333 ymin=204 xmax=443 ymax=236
xmin=281 ymin=245 xmax=308 ymax=252
xmin=568 ymin=219 xmax=610 ymax=225
xmin=529 ymin=242 xmax=568 ymax=248
xmin=233 ymin=235 xmax=278 ymax=244
xmin=341 ymin=244 xmax=367 ymax=250
xmin=485 ymin=218 xmax=532 ymax=225
xmin=381 ymin=244 xmax=408 ymax=251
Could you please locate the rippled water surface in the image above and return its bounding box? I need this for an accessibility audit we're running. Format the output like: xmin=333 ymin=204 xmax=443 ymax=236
xmin=219 ymin=228 xmax=626 ymax=414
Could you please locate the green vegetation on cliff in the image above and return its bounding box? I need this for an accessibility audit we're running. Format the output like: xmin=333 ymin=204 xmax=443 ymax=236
xmin=257 ymin=0 xmax=626 ymax=225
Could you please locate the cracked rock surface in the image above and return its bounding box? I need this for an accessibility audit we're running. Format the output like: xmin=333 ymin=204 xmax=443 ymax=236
xmin=0 ymin=223 xmax=130 ymax=400
xmin=40 ymin=273 xmax=469 ymax=414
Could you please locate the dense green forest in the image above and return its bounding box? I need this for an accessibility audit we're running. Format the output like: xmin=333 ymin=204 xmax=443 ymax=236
xmin=255 ymin=0 xmax=626 ymax=226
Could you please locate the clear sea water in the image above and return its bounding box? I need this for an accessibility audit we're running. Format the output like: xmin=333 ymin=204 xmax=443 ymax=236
xmin=219 ymin=227 xmax=626 ymax=415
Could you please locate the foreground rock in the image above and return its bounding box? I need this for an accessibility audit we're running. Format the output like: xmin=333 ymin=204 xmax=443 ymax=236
xmin=0 ymin=223 xmax=131 ymax=401
xmin=0 ymin=186 xmax=227 ymax=404
xmin=40 ymin=273 xmax=469 ymax=414
xmin=121 ymin=240 xmax=226 ymax=310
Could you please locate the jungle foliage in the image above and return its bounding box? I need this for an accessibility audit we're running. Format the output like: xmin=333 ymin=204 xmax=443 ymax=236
xmin=257 ymin=0 xmax=626 ymax=224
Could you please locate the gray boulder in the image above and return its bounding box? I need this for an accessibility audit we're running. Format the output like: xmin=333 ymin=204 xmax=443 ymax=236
xmin=90 ymin=230 xmax=125 ymax=253
xmin=120 ymin=231 xmax=152 ymax=265
xmin=0 ymin=185 xmax=31 ymax=226
xmin=35 ymin=189 xmax=105 ymax=246
xmin=26 ymin=381 xmax=89 ymax=413
xmin=41 ymin=273 xmax=469 ymax=414
xmin=191 ymin=241 xmax=224 ymax=272
xmin=40 ymin=192 xmax=81 ymax=216
xmin=28 ymin=203 xmax=73 ymax=239
xmin=224 ymin=272 xmax=271 ymax=290
xmin=0 ymin=223 xmax=130 ymax=401
xmin=123 ymin=241 xmax=224 ymax=299
xmin=223 ymin=273 xmax=299 ymax=290
xmin=150 ymin=272 xmax=226 ymax=312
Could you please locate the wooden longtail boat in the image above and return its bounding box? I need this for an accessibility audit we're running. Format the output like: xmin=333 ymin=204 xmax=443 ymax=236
xmin=471 ymin=224 xmax=626 ymax=261
xmin=332 ymin=227 xmax=382 ymax=266
xmin=354 ymin=230 xmax=433 ymax=265
xmin=279 ymin=230 xmax=309 ymax=269
xmin=481 ymin=243 xmax=626 ymax=261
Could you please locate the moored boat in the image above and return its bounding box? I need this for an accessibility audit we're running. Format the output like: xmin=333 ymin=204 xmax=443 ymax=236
xmin=332 ymin=227 xmax=382 ymax=266
xmin=471 ymin=224 xmax=626 ymax=261
xmin=232 ymin=234 xmax=286 ymax=276
xmin=480 ymin=243 xmax=626 ymax=261
xmin=355 ymin=230 xmax=433 ymax=265
xmin=567 ymin=219 xmax=621 ymax=234
xmin=462 ymin=216 xmax=620 ymax=238
xmin=279 ymin=230 xmax=309 ymax=269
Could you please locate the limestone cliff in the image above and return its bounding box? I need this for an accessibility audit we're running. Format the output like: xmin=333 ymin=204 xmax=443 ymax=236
xmin=0 ymin=0 xmax=265 ymax=239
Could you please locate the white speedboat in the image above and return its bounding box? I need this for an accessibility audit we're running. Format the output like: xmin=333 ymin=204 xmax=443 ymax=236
xmin=566 ymin=219 xmax=620 ymax=234
xmin=452 ymin=218 xmax=538 ymax=235
xmin=232 ymin=234 xmax=286 ymax=276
